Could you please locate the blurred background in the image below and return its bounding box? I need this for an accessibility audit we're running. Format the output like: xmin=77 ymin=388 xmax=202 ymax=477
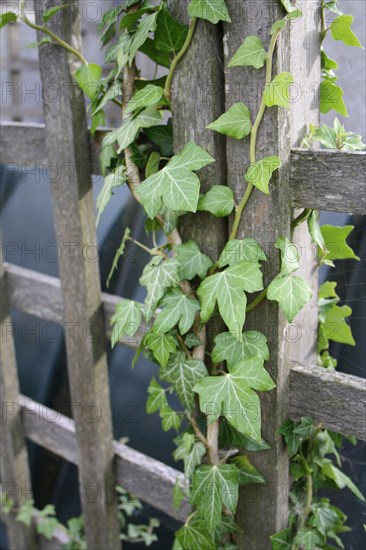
xmin=0 ymin=1 xmax=365 ymax=548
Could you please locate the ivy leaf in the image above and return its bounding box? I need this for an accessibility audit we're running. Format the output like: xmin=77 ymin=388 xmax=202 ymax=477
xmin=174 ymin=436 xmax=207 ymax=479
xmin=160 ymin=352 xmax=208 ymax=412
xmin=24 ymin=38 xmax=53 ymax=49
xmin=139 ymin=142 xmax=214 ymax=218
xmin=140 ymin=257 xmax=180 ymax=321
xmin=146 ymin=378 xmax=168 ymax=413
xmin=194 ymin=369 xmax=262 ymax=440
xmin=293 ymin=528 xmax=323 ymax=550
xmin=264 ymin=72 xmax=294 ymax=109
xmin=270 ymin=527 xmax=292 ymax=550
xmin=319 ymin=301 xmax=355 ymax=347
xmin=275 ymin=236 xmax=300 ymax=277
xmin=128 ymin=13 xmax=158 ymax=64
xmin=0 ymin=12 xmax=17 ymax=29
xmin=197 ymin=262 xmax=263 ymax=340
xmin=96 ymin=166 xmax=127 ymax=226
xmin=43 ymin=4 xmax=70 ymax=22
xmin=16 ymin=500 xmax=35 ymax=526
xmin=106 ymin=227 xmax=131 ymax=287
xmin=103 ymin=108 xmax=163 ymax=153
xmin=144 ymin=121 xmax=174 ymax=156
xmin=145 ymin=331 xmax=177 ymax=367
xmin=267 ymin=275 xmax=312 ymax=322
xmin=146 ymin=151 xmax=161 ymax=177
xmin=207 ymin=103 xmax=251 ymax=139
xmin=321 ymin=225 xmax=359 ymax=261
xmin=197 ymin=186 xmax=235 ymax=218
xmin=312 ymin=123 xmax=338 ymax=149
xmin=311 ymin=503 xmax=339 ymax=536
xmin=231 ymin=456 xmax=265 ymax=485
xmin=244 ymin=156 xmax=281 ymax=194
xmin=323 ymin=462 xmax=365 ymax=501
xmin=228 ymin=36 xmax=267 ymax=69
xmin=219 ymin=420 xmax=270 ymax=451
xmin=320 ymin=81 xmax=348 ymax=116
xmin=139 ymin=38 xmax=171 ymax=68
xmin=176 ymin=241 xmax=213 ymax=280
xmin=188 ymin=0 xmax=231 ymax=24
xmin=212 ymin=331 xmax=269 ymax=367
xmin=191 ymin=465 xmax=239 ymax=531
xmin=218 ymin=239 xmax=266 ymax=268
xmin=308 ymin=211 xmax=327 ymax=252
xmin=176 ymin=519 xmax=215 ymax=550
xmin=230 ymin=357 xmax=275 ymax=391
xmin=155 ymin=5 xmax=188 ymax=53
xmin=160 ymin=405 xmax=181 ymax=432
xmin=126 ymin=84 xmax=164 ymax=113
xmin=330 ymin=15 xmax=363 ymax=48
xmin=154 ymin=288 xmax=200 ymax=335
xmin=75 ymin=63 xmax=102 ymax=100
xmin=37 ymin=518 xmax=59 ymax=540
xmin=110 ymin=299 xmax=142 ymax=348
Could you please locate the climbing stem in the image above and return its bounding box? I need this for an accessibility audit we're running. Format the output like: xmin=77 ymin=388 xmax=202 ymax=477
xmin=229 ymin=26 xmax=282 ymax=241
xmin=291 ymin=208 xmax=312 ymax=231
xmin=164 ymin=18 xmax=198 ymax=104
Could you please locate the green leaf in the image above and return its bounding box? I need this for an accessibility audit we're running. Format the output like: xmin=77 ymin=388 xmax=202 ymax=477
xmin=330 ymin=15 xmax=363 ymax=48
xmin=160 ymin=352 xmax=208 ymax=411
xmin=218 ymin=239 xmax=266 ymax=268
xmin=154 ymin=288 xmax=200 ymax=335
xmin=207 ymin=103 xmax=251 ymax=139
xmin=176 ymin=519 xmax=215 ymax=550
xmin=37 ymin=518 xmax=59 ymax=540
xmin=146 ymin=151 xmax=161 ymax=177
xmin=140 ymin=257 xmax=180 ymax=321
xmin=174 ymin=436 xmax=206 ymax=479
xmin=197 ymin=186 xmax=235 ymax=218
xmin=144 ymin=121 xmax=173 ymax=156
xmin=105 ymin=108 xmax=163 ymax=154
xmin=139 ymin=142 xmax=214 ymax=218
xmin=126 ymin=84 xmax=164 ymax=113
xmin=323 ymin=462 xmax=365 ymax=501
xmin=146 ymin=377 xmax=168 ymax=413
xmin=154 ymin=5 xmax=188 ymax=52
xmin=75 ymin=63 xmax=102 ymax=100
xmin=308 ymin=211 xmax=327 ymax=252
xmin=110 ymin=299 xmax=142 ymax=347
xmin=244 ymin=156 xmax=281 ymax=194
xmin=172 ymin=480 xmax=185 ymax=510
xmin=271 ymin=19 xmax=288 ymax=35
xmin=197 ymin=261 xmax=263 ymax=340
xmin=176 ymin=241 xmax=214 ymax=280
xmin=188 ymin=0 xmax=231 ymax=24
xmin=120 ymin=7 xmax=153 ymax=30
xmin=311 ymin=503 xmax=339 ymax=536
xmin=264 ymin=72 xmax=294 ymax=109
xmin=278 ymin=419 xmax=301 ymax=457
xmin=280 ymin=0 xmax=301 ymax=14
xmin=228 ymin=36 xmax=267 ymax=69
xmin=212 ymin=331 xmax=269 ymax=367
xmin=293 ymin=528 xmax=323 ymax=550
xmin=219 ymin=420 xmax=270 ymax=451
xmin=231 ymin=455 xmax=265 ymax=485
xmin=43 ymin=4 xmax=70 ymax=22
xmin=191 ymin=465 xmax=239 ymax=531
xmin=106 ymin=227 xmax=131 ymax=287
xmin=321 ymin=225 xmax=359 ymax=260
xmin=321 ymin=50 xmax=339 ymax=71
xmin=275 ymin=236 xmax=300 ymax=277
xmin=194 ymin=367 xmax=262 ymax=441
xmin=139 ymin=38 xmax=171 ymax=68
xmin=24 ymin=38 xmax=53 ymax=49
xmin=160 ymin=405 xmax=181 ymax=431
xmin=320 ymin=81 xmax=348 ymax=116
xmin=313 ymin=123 xmax=338 ymax=149
xmin=128 ymin=13 xmax=158 ymax=64
xmin=0 ymin=12 xmax=17 ymax=29
xmin=270 ymin=527 xmax=292 ymax=550
xmin=267 ymin=275 xmax=312 ymax=322
xmin=16 ymin=500 xmax=34 ymax=526
xmin=319 ymin=281 xmax=338 ymax=300
xmin=145 ymin=331 xmax=177 ymax=367
xmin=96 ymin=166 xmax=127 ymax=226
xmin=231 ymin=357 xmax=275 ymax=391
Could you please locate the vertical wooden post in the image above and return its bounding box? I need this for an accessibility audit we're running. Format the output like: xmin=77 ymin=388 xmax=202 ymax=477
xmin=0 ymin=256 xmax=37 ymax=549
xmin=34 ymin=2 xmax=120 ymax=548
xmin=223 ymin=1 xmax=320 ymax=548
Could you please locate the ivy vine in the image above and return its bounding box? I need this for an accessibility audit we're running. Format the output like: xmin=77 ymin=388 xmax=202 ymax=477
xmin=1 ymin=0 xmax=364 ymax=548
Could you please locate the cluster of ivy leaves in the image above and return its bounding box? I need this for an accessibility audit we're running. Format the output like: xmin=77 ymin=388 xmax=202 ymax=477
xmin=1 ymin=0 xmax=364 ymax=548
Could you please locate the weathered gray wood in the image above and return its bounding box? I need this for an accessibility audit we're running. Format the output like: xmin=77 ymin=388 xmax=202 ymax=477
xmin=0 ymin=122 xmax=106 ymax=175
xmin=291 ymin=149 xmax=366 ymax=214
xmin=19 ymin=396 xmax=189 ymax=522
xmin=223 ymin=2 xmax=320 ymax=547
xmin=34 ymin=2 xmax=120 ymax=548
xmin=289 ymin=364 xmax=366 ymax=441
xmin=5 ymin=263 xmax=150 ymax=347
xmin=0 ymin=256 xmax=37 ymax=548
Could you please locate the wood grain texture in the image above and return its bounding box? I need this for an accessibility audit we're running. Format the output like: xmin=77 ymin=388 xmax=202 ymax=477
xmin=34 ymin=2 xmax=120 ymax=548
xmin=0 ymin=256 xmax=37 ymax=548
xmin=6 ymin=263 xmax=150 ymax=347
xmin=289 ymin=364 xmax=366 ymax=440
xmin=291 ymin=149 xmax=366 ymax=214
xmin=223 ymin=2 xmax=320 ymax=547
xmin=20 ymin=396 xmax=189 ymax=522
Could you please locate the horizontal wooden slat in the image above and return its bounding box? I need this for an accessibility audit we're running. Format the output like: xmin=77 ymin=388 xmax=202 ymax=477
xmin=5 ymin=263 xmax=149 ymax=347
xmin=289 ymin=364 xmax=366 ymax=440
xmin=0 ymin=122 xmax=107 ymax=176
xmin=19 ymin=396 xmax=188 ymax=522
xmin=290 ymin=149 xmax=366 ymax=214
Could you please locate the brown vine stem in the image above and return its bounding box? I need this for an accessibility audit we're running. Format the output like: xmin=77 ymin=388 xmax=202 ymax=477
xmin=229 ymin=24 xmax=283 ymax=241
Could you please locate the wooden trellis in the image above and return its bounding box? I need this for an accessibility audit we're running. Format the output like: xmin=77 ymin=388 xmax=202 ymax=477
xmin=0 ymin=1 xmax=365 ymax=549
